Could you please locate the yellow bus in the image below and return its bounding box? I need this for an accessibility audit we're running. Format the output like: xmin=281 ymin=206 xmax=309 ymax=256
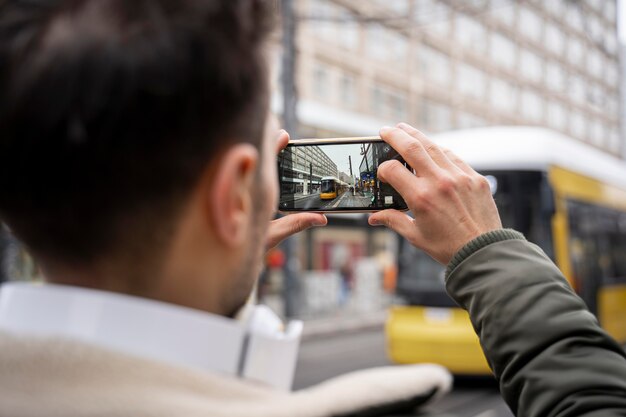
xmin=386 ymin=126 xmax=626 ymax=375
xmin=320 ymin=176 xmax=348 ymax=200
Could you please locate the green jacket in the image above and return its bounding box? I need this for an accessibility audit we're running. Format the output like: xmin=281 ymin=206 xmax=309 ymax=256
xmin=445 ymin=229 xmax=626 ymax=417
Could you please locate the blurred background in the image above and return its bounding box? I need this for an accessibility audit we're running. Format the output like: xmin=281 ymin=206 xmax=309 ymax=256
xmin=2 ymin=0 xmax=625 ymax=415
xmin=269 ymin=1 xmax=625 ymax=415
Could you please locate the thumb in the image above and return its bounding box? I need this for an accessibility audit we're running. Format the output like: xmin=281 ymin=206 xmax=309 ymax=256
xmin=368 ymin=209 xmax=416 ymax=239
xmin=266 ymin=213 xmax=327 ymax=249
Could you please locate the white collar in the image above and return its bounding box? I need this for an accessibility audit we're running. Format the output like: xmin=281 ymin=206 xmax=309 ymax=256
xmin=0 ymin=282 xmax=302 ymax=390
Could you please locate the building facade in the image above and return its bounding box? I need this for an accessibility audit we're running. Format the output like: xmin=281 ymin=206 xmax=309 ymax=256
xmin=290 ymin=0 xmax=622 ymax=156
xmin=280 ymin=145 xmax=338 ymax=196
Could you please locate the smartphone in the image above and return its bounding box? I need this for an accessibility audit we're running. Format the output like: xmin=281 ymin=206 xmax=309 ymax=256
xmin=277 ymin=137 xmax=410 ymax=213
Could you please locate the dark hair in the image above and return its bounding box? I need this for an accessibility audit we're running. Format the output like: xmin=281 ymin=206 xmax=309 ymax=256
xmin=0 ymin=0 xmax=275 ymax=265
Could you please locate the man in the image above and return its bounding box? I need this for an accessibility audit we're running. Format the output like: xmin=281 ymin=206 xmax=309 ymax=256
xmin=0 ymin=1 xmax=452 ymax=416
xmin=0 ymin=1 xmax=625 ymax=417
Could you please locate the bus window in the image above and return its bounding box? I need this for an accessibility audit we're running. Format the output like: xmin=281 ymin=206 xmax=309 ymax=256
xmin=395 ymin=237 xmax=452 ymax=307
xmin=567 ymin=201 xmax=626 ymax=314
xmin=320 ymin=180 xmax=335 ymax=194
xmin=483 ymin=170 xmax=553 ymax=256
xmin=396 ymin=170 xmax=553 ymax=305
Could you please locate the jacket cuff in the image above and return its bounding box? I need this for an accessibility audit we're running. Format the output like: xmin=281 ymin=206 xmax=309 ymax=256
xmin=445 ymin=229 xmax=525 ymax=279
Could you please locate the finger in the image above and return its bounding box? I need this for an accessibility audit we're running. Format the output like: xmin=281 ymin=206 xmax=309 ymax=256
xmin=440 ymin=147 xmax=475 ymax=176
xmin=368 ymin=209 xmax=418 ymax=240
xmin=266 ymin=213 xmax=327 ymax=249
xmin=275 ymin=129 xmax=289 ymax=155
xmin=379 ymin=126 xmax=439 ymax=177
xmin=377 ymin=159 xmax=420 ymax=203
xmin=396 ymin=123 xmax=459 ymax=172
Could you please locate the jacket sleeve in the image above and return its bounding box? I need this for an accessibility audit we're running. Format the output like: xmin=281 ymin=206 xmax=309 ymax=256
xmin=445 ymin=230 xmax=626 ymax=417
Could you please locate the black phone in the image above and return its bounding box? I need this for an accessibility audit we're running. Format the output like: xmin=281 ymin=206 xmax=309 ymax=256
xmin=277 ymin=137 xmax=410 ymax=212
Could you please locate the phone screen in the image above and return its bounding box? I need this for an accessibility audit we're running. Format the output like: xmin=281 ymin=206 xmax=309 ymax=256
xmin=278 ymin=139 xmax=409 ymax=212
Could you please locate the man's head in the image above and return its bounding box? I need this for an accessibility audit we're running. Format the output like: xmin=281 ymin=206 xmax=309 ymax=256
xmin=0 ymin=0 xmax=279 ymax=316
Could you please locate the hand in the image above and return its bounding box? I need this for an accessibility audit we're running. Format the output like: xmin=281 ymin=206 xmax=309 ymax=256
xmin=265 ymin=130 xmax=327 ymax=250
xmin=368 ymin=123 xmax=502 ymax=265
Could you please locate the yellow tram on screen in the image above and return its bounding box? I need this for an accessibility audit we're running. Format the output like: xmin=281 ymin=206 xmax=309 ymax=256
xmin=386 ymin=126 xmax=626 ymax=375
xmin=320 ymin=176 xmax=348 ymax=200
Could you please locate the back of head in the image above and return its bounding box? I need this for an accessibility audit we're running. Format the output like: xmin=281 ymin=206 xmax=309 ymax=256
xmin=0 ymin=0 xmax=274 ymax=268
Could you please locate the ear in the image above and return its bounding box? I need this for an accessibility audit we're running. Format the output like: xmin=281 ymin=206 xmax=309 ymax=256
xmin=207 ymin=143 xmax=259 ymax=248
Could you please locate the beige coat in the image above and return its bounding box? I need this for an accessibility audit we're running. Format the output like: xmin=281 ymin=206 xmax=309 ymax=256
xmin=0 ymin=331 xmax=451 ymax=417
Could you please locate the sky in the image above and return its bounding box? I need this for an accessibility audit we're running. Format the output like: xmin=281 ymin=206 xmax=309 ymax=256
xmin=320 ymin=144 xmax=362 ymax=177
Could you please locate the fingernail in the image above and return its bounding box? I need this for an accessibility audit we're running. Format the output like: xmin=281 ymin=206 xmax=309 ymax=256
xmin=380 ymin=126 xmax=394 ymax=134
xmin=369 ymin=218 xmax=379 ymax=225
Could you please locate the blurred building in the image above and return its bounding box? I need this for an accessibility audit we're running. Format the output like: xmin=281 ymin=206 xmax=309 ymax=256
xmin=285 ymin=0 xmax=622 ymax=156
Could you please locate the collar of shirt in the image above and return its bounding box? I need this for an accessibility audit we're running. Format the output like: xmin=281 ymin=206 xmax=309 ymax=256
xmin=0 ymin=281 xmax=302 ymax=390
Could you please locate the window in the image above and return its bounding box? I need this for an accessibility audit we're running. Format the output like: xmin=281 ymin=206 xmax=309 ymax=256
xmin=570 ymin=111 xmax=587 ymax=138
xmin=589 ymin=120 xmax=604 ymax=146
xmin=545 ymin=25 xmax=565 ymax=56
xmin=490 ymin=32 xmax=516 ymax=68
xmin=607 ymin=97 xmax=620 ymax=120
xmin=491 ymin=2 xmax=515 ymax=29
xmin=568 ymin=75 xmax=586 ymax=104
xmin=389 ymin=31 xmax=409 ymax=62
xmin=545 ymin=0 xmax=566 ymax=17
xmin=520 ymin=90 xmax=543 ymax=122
xmin=547 ymin=101 xmax=568 ymax=131
xmin=546 ymin=61 xmax=566 ymax=92
xmin=455 ymin=13 xmax=487 ymax=55
xmin=414 ymin=0 xmax=451 ymax=36
xmin=309 ymin=0 xmax=335 ymax=39
xmin=382 ymin=0 xmax=409 ymax=15
xmin=588 ymin=0 xmax=604 ymax=12
xmin=519 ymin=7 xmax=543 ymax=43
xmin=367 ymin=25 xmax=387 ymax=60
xmin=308 ymin=0 xmax=359 ymax=50
xmin=371 ymin=86 xmax=384 ymax=114
xmin=567 ymin=38 xmax=585 ymax=67
xmin=370 ymin=85 xmax=408 ymax=120
xmin=608 ymin=129 xmax=621 ymax=153
xmin=458 ymin=63 xmax=486 ymax=99
xmin=419 ymin=100 xmax=452 ymax=132
xmin=567 ymin=201 xmax=626 ymax=313
xmin=490 ymin=3 xmax=516 ymax=27
xmin=606 ymin=1 xmax=617 ymax=22
xmin=587 ymin=83 xmax=605 ymax=112
xmin=417 ymin=45 xmax=451 ymax=85
xmin=588 ymin=15 xmax=604 ymax=42
xmin=606 ymin=64 xmax=619 ymax=88
xmin=337 ymin=9 xmax=359 ymax=50
xmin=605 ymin=31 xmax=619 ymax=55
xmin=388 ymin=91 xmax=408 ymax=120
xmin=313 ymin=64 xmax=330 ymax=101
xmin=565 ymin=5 xmax=584 ymax=32
xmin=340 ymin=73 xmax=357 ymax=109
xmin=520 ymin=49 xmax=543 ymax=83
xmin=367 ymin=24 xmax=408 ymax=61
xmin=490 ymin=78 xmax=518 ymax=111
xmin=588 ymin=50 xmax=604 ymax=79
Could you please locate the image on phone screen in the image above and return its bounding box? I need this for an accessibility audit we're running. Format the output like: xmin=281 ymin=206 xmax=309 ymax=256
xmin=278 ymin=140 xmax=409 ymax=212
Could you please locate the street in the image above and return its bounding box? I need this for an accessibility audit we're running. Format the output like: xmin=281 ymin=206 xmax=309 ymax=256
xmin=294 ymin=328 xmax=513 ymax=417
xmin=289 ymin=191 xmax=372 ymax=210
